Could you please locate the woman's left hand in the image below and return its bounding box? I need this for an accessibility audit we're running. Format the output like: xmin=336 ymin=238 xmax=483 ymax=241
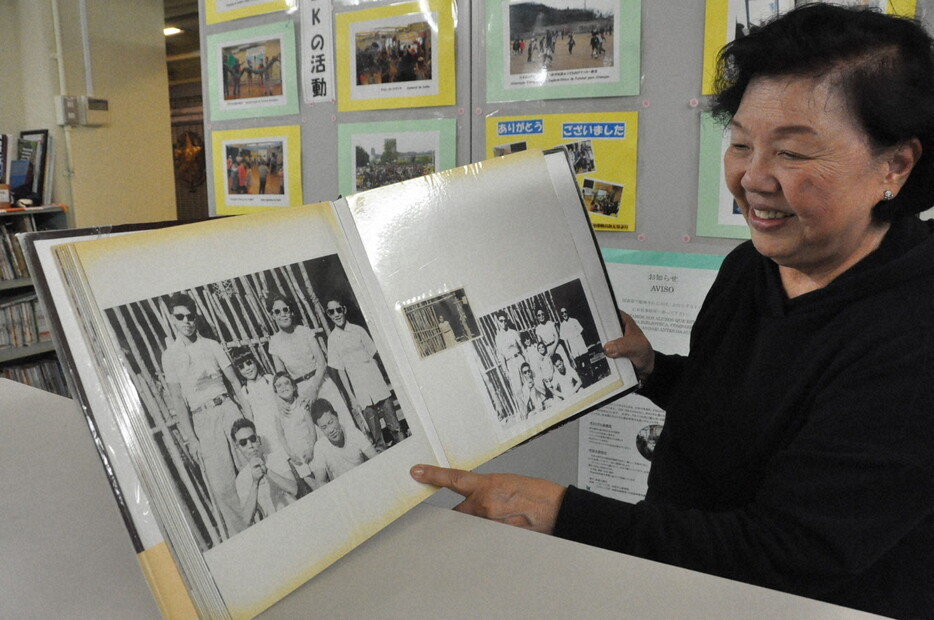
xmin=410 ymin=464 xmax=566 ymax=534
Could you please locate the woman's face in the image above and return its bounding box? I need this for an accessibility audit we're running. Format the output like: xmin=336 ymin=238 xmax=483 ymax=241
xmin=270 ymin=299 xmax=293 ymax=329
xmin=724 ymin=75 xmax=907 ymax=286
xmin=274 ymin=376 xmax=296 ymax=401
xmin=238 ymin=358 xmax=258 ymax=380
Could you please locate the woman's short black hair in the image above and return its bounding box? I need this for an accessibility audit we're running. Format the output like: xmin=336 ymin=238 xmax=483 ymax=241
xmin=710 ymin=3 xmax=934 ymax=220
xmin=265 ymin=291 xmax=293 ymax=314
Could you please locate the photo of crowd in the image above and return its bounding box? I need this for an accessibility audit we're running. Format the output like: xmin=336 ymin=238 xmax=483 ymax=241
xmin=581 ymin=178 xmax=623 ymax=218
xmin=103 ymin=255 xmax=409 ymax=550
xmin=224 ymin=140 xmax=284 ymax=196
xmin=353 ymin=134 xmax=437 ymax=191
xmin=354 ymin=20 xmax=432 ymax=85
xmin=470 ymin=278 xmax=611 ymax=427
xmin=507 ymin=0 xmax=615 ymax=76
xmin=221 ymin=38 xmax=283 ymax=101
xmin=402 ymin=288 xmax=479 ymax=358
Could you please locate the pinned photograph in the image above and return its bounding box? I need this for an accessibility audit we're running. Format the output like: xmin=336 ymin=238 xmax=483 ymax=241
xmin=485 ymin=0 xmax=642 ymax=102
xmin=354 ymin=19 xmax=433 ymax=86
xmin=507 ymin=1 xmax=616 ymax=76
xmin=566 ymin=139 xmax=596 ymax=174
xmin=207 ymin=21 xmax=299 ymax=121
xmin=352 ymin=133 xmax=438 ymax=192
xmin=336 ymin=0 xmax=456 ymax=111
xmin=224 ymin=139 xmax=284 ymax=197
xmin=337 ymin=118 xmax=456 ymax=197
xmin=205 ymin=0 xmax=291 ymax=25
xmin=581 ymin=178 xmax=623 ymax=218
xmin=211 ymin=125 xmax=302 ymax=214
xmin=469 ymin=278 xmax=611 ymax=428
xmin=221 ymin=38 xmax=283 ymax=101
xmin=347 ymin=11 xmax=440 ymax=104
xmin=402 ymin=288 xmax=479 ymax=358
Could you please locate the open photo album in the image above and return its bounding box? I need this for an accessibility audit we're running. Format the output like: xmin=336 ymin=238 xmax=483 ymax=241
xmin=20 ymin=149 xmax=637 ymax=619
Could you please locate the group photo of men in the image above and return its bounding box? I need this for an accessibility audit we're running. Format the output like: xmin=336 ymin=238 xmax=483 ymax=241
xmin=469 ymin=278 xmax=610 ymax=427
xmin=104 ymin=254 xmax=409 ymax=549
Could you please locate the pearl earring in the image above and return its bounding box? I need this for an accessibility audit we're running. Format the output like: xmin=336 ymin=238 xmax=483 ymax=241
xmin=883 ymin=190 xmax=895 ymax=201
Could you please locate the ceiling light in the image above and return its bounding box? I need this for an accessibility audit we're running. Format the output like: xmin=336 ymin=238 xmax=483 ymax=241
xmin=164 ymin=27 xmax=183 ymax=36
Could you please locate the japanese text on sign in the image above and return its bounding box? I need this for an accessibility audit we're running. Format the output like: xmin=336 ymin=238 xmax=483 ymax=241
xmin=497 ymin=119 xmax=545 ymax=136
xmin=301 ymin=0 xmax=335 ymax=104
xmin=562 ymin=122 xmax=627 ymax=139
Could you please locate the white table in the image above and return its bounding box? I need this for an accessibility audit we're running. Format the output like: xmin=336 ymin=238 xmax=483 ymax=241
xmin=1 ymin=380 xmax=882 ymax=619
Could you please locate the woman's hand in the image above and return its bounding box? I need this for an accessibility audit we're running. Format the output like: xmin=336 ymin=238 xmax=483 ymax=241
xmin=604 ymin=310 xmax=655 ymax=381
xmin=410 ymin=465 xmax=566 ymax=534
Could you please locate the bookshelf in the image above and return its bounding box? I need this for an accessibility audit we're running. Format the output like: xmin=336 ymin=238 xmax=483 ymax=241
xmin=0 ymin=206 xmax=69 ymax=395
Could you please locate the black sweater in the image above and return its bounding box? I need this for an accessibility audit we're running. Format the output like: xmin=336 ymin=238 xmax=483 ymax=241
xmin=554 ymin=217 xmax=934 ymax=618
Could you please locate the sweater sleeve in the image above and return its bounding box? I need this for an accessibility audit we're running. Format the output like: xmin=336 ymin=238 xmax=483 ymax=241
xmin=554 ymin=323 xmax=934 ymax=608
xmin=633 ymin=351 xmax=686 ymax=410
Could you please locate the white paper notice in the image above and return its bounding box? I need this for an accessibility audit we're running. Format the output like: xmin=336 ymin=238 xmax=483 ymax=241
xmin=300 ymin=0 xmax=335 ymax=104
xmin=578 ymin=250 xmax=723 ymax=501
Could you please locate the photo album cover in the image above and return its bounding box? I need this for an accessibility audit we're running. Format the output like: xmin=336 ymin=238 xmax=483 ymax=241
xmin=21 ymin=148 xmax=637 ymax=619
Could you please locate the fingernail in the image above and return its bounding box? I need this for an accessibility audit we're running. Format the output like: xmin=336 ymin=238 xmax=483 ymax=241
xmin=410 ymin=465 xmax=425 ymax=479
xmin=604 ymin=342 xmax=618 ymax=357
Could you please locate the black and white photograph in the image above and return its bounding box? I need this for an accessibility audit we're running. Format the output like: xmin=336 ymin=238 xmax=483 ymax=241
xmin=402 ymin=288 xmax=480 ymax=358
xmin=470 ymin=278 xmax=611 ymax=427
xmin=566 ymin=139 xmax=596 ymax=174
xmin=103 ymin=254 xmax=410 ymax=551
xmin=493 ymin=140 xmax=528 ymax=157
xmin=352 ymin=132 xmax=438 ymax=192
xmin=581 ymin=177 xmax=623 ymax=218
xmin=636 ymin=423 xmax=663 ymax=461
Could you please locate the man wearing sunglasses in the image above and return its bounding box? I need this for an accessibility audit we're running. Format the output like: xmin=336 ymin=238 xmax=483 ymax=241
xmin=161 ymin=292 xmax=246 ymax=539
xmin=324 ymin=298 xmax=406 ymax=450
xmin=231 ymin=418 xmax=297 ymax=525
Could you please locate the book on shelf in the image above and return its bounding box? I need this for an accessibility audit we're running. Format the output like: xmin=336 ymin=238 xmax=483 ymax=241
xmin=0 ymin=291 xmax=49 ymax=349
xmin=16 ymin=129 xmax=50 ymax=204
xmin=1 ymin=213 xmax=36 ymax=280
xmin=0 ymin=133 xmax=12 ymax=185
xmin=0 ymin=357 xmax=68 ymax=395
xmin=20 ymin=149 xmax=637 ymax=619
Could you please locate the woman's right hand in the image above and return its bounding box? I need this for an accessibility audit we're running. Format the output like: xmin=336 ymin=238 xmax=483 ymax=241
xmin=604 ymin=311 xmax=655 ymax=382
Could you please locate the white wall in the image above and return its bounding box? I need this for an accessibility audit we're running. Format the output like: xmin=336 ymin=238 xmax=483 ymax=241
xmin=3 ymin=0 xmax=176 ymax=228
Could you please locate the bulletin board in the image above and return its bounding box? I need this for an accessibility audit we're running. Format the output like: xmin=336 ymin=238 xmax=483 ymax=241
xmin=196 ymin=0 xmax=934 ymax=486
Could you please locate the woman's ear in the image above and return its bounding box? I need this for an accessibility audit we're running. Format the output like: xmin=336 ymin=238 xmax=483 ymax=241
xmin=885 ymin=137 xmax=922 ymax=192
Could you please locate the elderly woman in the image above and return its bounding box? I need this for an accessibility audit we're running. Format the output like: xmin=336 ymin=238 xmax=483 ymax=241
xmin=411 ymin=5 xmax=934 ymax=617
